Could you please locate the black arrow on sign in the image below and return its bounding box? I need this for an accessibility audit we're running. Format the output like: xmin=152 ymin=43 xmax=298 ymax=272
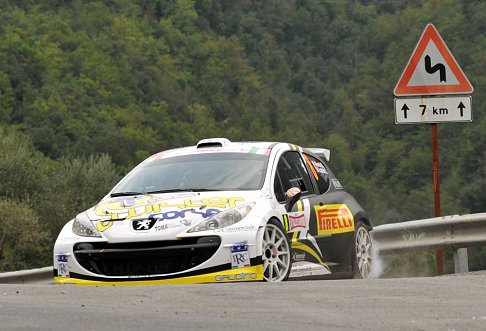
xmin=425 ymin=55 xmax=446 ymax=82
xmin=401 ymin=104 xmax=409 ymax=119
xmin=458 ymin=102 xmax=465 ymax=117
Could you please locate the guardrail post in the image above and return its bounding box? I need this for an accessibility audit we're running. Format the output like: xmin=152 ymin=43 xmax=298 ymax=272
xmin=453 ymin=248 xmax=469 ymax=273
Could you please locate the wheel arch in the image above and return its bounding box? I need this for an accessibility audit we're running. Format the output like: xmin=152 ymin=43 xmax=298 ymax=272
xmin=354 ymin=210 xmax=373 ymax=231
xmin=256 ymin=216 xmax=286 ymax=255
xmin=267 ymin=216 xmax=286 ymax=230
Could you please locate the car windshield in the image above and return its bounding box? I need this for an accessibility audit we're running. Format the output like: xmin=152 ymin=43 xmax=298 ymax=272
xmin=111 ymin=152 xmax=269 ymax=195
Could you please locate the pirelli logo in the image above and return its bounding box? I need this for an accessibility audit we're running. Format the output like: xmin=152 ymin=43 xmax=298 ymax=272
xmin=315 ymin=204 xmax=355 ymax=235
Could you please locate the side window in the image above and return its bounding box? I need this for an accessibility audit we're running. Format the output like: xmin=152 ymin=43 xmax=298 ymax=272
xmin=274 ymin=151 xmax=314 ymax=202
xmin=303 ymin=154 xmax=330 ymax=194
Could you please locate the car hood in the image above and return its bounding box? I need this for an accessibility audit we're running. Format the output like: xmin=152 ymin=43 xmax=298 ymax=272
xmin=86 ymin=191 xmax=263 ymax=242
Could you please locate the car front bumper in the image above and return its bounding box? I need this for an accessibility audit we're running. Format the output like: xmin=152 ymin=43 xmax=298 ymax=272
xmin=53 ymin=220 xmax=265 ymax=285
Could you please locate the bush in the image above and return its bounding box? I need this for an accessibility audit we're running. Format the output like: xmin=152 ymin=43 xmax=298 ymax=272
xmin=0 ymin=199 xmax=51 ymax=271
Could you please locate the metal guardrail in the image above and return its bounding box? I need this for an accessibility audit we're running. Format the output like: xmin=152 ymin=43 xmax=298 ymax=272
xmin=0 ymin=266 xmax=53 ymax=284
xmin=371 ymin=212 xmax=486 ymax=273
xmin=1 ymin=213 xmax=485 ymax=281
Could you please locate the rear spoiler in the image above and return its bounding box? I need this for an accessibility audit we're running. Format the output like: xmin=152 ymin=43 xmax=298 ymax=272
xmin=306 ymin=148 xmax=331 ymax=162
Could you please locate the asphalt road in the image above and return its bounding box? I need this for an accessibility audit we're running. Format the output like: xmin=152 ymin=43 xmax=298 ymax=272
xmin=1 ymin=273 xmax=486 ymax=331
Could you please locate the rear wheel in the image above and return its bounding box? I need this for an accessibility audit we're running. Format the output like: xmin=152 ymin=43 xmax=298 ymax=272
xmin=353 ymin=222 xmax=373 ymax=279
xmin=262 ymin=221 xmax=291 ymax=282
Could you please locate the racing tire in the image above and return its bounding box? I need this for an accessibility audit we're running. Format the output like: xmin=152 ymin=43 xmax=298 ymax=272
xmin=353 ymin=221 xmax=373 ymax=279
xmin=262 ymin=220 xmax=291 ymax=282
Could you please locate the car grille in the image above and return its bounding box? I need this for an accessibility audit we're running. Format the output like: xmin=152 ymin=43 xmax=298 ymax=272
xmin=73 ymin=236 xmax=221 ymax=276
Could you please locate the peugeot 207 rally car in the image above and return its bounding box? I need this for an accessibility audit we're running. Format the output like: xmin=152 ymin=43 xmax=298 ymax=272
xmin=53 ymin=138 xmax=374 ymax=285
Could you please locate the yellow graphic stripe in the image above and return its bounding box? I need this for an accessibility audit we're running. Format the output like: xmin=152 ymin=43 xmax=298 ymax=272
xmin=292 ymin=242 xmax=324 ymax=264
xmin=291 ymin=234 xmax=324 ymax=265
xmin=292 ymin=242 xmax=330 ymax=272
xmin=54 ymin=265 xmax=263 ymax=286
xmin=289 ymin=144 xmax=297 ymax=151
xmin=296 ymin=200 xmax=303 ymax=211
xmin=283 ymin=214 xmax=289 ymax=231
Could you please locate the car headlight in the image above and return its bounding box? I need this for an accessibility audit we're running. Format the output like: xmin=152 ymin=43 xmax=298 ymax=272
xmin=72 ymin=212 xmax=102 ymax=237
xmin=187 ymin=202 xmax=255 ymax=233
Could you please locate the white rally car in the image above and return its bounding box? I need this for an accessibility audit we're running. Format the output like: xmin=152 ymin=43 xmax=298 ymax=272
xmin=53 ymin=138 xmax=373 ymax=285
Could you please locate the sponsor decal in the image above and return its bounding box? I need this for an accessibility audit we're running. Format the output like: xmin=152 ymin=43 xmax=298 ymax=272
xmin=123 ymin=198 xmax=137 ymax=207
xmin=157 ymin=197 xmax=245 ymax=210
xmin=94 ymin=197 xmax=244 ymax=232
xmin=315 ymin=204 xmax=355 ymax=235
xmin=289 ymin=213 xmax=306 ymax=231
xmin=152 ymin=146 xmax=271 ymax=160
xmin=95 ymin=196 xmax=245 ymax=221
xmin=56 ymin=254 xmax=70 ymax=278
xmin=146 ymin=192 xmax=196 ymax=204
xmin=248 ymin=147 xmax=271 ymax=155
xmin=132 ymin=219 xmax=157 ymax=231
xmin=154 ymin=222 xmax=183 ymax=232
xmin=149 ymin=208 xmax=221 ymax=222
xmin=130 ymin=209 xmax=220 ymax=232
xmin=180 ymin=219 xmax=192 ymax=226
xmin=55 ymin=265 xmax=264 ymax=285
xmin=311 ymin=160 xmax=328 ymax=175
xmin=213 ymin=225 xmax=256 ymax=233
xmin=127 ymin=274 xmax=156 ymax=279
xmin=292 ymin=264 xmax=312 ymax=272
xmin=292 ymin=251 xmax=306 ymax=262
xmin=97 ymin=220 xmax=114 ymax=232
xmin=289 ymin=261 xmax=331 ymax=278
xmin=331 ymin=179 xmax=343 ymax=189
xmin=214 ymin=272 xmax=258 ymax=282
xmin=231 ymin=241 xmax=250 ymax=269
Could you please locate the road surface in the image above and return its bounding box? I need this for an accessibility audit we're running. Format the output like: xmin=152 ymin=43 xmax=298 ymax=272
xmin=1 ymin=273 xmax=485 ymax=331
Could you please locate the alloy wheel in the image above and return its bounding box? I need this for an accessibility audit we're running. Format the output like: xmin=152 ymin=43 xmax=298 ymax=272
xmin=262 ymin=223 xmax=291 ymax=282
xmin=355 ymin=225 xmax=373 ymax=279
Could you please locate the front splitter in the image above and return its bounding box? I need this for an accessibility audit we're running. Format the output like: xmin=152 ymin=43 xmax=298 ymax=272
xmin=54 ymin=265 xmax=263 ymax=286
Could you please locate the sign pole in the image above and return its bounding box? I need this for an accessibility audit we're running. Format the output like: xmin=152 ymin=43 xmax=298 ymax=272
xmin=394 ymin=23 xmax=473 ymax=276
xmin=431 ymin=123 xmax=443 ymax=274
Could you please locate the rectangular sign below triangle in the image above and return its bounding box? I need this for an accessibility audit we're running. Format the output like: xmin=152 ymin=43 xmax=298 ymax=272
xmin=394 ymin=24 xmax=474 ymax=96
xmin=394 ymin=96 xmax=472 ymax=124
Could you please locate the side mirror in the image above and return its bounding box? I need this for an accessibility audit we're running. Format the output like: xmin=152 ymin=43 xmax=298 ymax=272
xmin=285 ymin=190 xmax=302 ymax=212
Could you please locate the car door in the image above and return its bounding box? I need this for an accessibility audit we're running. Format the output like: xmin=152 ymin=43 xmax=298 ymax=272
xmin=302 ymin=153 xmax=355 ymax=273
xmin=273 ymin=151 xmax=329 ymax=271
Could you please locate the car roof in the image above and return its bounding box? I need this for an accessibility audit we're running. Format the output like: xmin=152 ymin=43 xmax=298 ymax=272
xmin=148 ymin=138 xmax=330 ymax=161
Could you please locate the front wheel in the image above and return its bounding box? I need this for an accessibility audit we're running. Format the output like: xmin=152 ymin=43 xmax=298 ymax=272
xmin=353 ymin=222 xmax=373 ymax=279
xmin=262 ymin=221 xmax=291 ymax=282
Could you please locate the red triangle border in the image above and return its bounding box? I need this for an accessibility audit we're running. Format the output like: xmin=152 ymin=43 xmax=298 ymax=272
xmin=394 ymin=24 xmax=474 ymax=96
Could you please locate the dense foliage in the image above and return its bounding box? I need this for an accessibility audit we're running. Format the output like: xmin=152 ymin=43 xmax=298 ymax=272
xmin=0 ymin=0 xmax=484 ymax=275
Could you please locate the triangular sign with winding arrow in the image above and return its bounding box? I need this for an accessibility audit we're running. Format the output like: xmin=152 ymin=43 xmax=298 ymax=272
xmin=394 ymin=24 xmax=474 ymax=96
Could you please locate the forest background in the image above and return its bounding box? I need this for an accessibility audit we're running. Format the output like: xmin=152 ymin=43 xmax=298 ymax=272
xmin=0 ymin=0 xmax=484 ymax=276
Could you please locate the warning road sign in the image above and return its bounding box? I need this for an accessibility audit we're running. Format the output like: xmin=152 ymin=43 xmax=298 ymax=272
xmin=394 ymin=24 xmax=474 ymax=96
